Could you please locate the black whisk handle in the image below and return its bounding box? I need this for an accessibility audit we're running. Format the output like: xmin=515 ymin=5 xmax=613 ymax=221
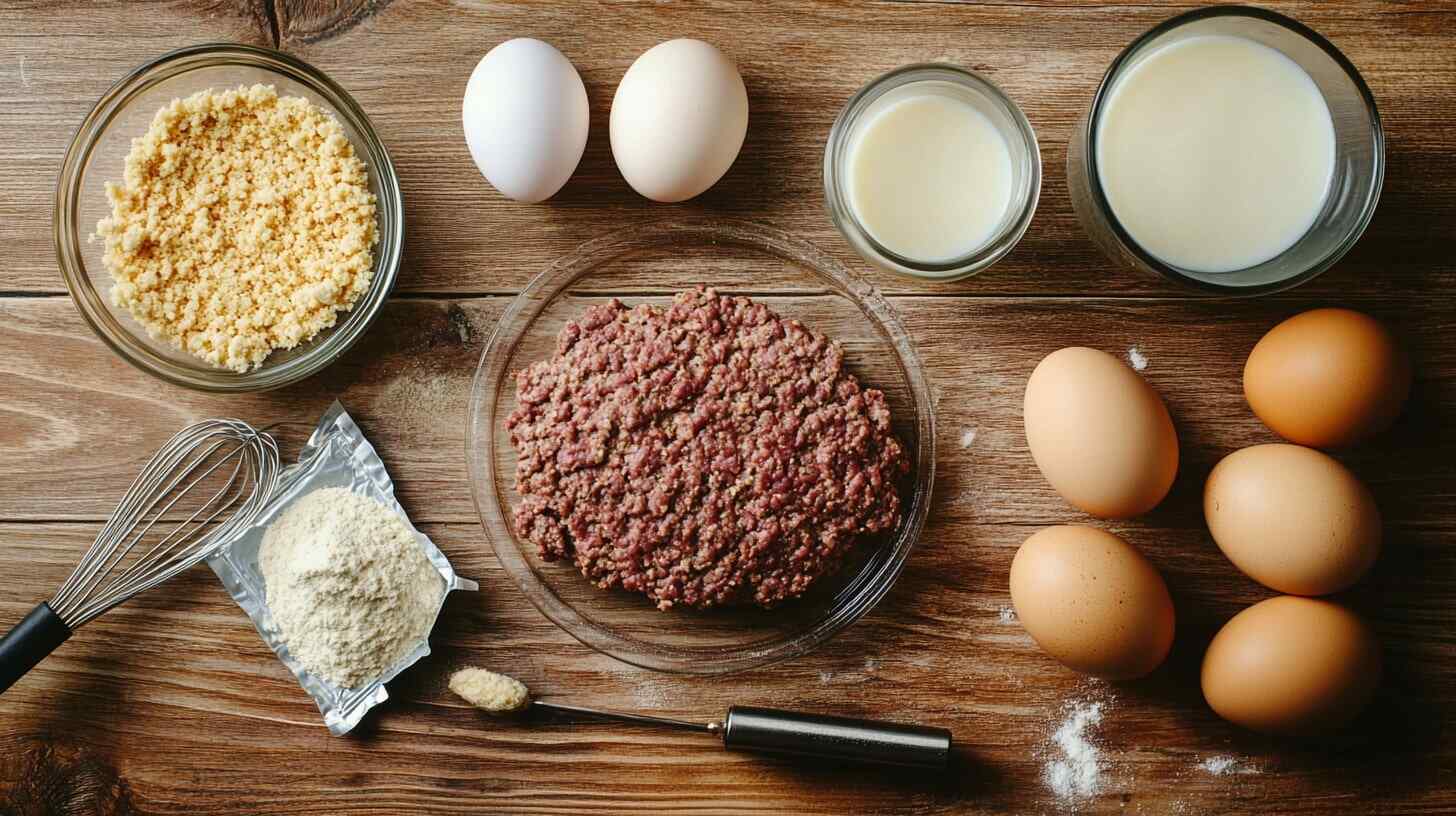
xmin=0 ymin=602 xmax=71 ymax=694
xmin=720 ymin=706 xmax=952 ymax=771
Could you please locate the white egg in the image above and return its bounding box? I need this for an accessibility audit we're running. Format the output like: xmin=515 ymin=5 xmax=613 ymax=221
xmin=462 ymin=38 xmax=588 ymax=203
xmin=610 ymin=39 xmax=748 ymax=202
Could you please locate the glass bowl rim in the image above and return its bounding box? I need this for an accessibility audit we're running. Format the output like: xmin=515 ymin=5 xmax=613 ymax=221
xmin=823 ymin=62 xmax=1043 ymax=282
xmin=54 ymin=42 xmax=404 ymax=393
xmin=1079 ymin=5 xmax=1385 ymax=297
xmin=465 ymin=218 xmax=937 ymax=674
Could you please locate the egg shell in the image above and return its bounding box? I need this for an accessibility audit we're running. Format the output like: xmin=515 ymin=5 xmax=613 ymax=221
xmin=1009 ymin=526 xmax=1176 ymax=680
xmin=1205 ymin=444 xmax=1380 ymax=596
xmin=1202 ymin=596 xmax=1381 ymax=736
xmin=1023 ymin=347 xmax=1179 ymax=518
xmin=610 ymin=39 xmax=748 ymax=202
xmin=1244 ymin=308 xmax=1411 ymax=448
xmin=462 ymin=38 xmax=589 ymax=203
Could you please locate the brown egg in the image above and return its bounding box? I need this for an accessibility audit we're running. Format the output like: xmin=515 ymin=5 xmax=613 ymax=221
xmin=1023 ymin=347 xmax=1179 ymax=518
xmin=1009 ymin=526 xmax=1176 ymax=679
xmin=1202 ymin=596 xmax=1381 ymax=736
xmin=1244 ymin=308 xmax=1411 ymax=448
xmin=1204 ymin=444 xmax=1380 ymax=595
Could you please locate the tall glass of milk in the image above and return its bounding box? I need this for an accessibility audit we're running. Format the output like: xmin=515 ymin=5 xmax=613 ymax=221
xmin=825 ymin=65 xmax=1041 ymax=281
xmin=1068 ymin=7 xmax=1383 ymax=295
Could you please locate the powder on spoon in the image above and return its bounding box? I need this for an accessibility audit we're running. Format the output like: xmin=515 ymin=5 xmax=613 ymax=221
xmin=260 ymin=487 xmax=443 ymax=689
xmin=450 ymin=667 xmax=530 ymax=713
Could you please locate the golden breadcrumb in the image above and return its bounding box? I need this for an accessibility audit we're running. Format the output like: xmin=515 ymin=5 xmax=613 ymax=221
xmin=96 ymin=84 xmax=377 ymax=372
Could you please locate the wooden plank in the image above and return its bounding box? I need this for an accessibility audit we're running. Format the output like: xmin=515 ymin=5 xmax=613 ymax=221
xmin=5 ymin=0 xmax=1454 ymax=296
xmin=2 ymin=288 xmax=1452 ymax=812
xmin=1 ymin=513 xmax=1451 ymax=815
xmin=1 ymin=293 xmax=1450 ymax=525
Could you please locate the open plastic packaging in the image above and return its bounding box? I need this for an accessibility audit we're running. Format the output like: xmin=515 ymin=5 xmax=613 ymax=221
xmin=208 ymin=401 xmax=477 ymax=735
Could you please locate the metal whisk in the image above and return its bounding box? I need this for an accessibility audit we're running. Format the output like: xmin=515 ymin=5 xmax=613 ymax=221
xmin=0 ymin=418 xmax=280 ymax=694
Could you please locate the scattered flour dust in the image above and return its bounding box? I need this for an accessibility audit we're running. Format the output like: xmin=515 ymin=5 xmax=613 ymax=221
xmin=998 ymin=606 xmax=1018 ymax=624
xmin=959 ymin=427 xmax=978 ymax=449
xmin=378 ymin=363 xmax=461 ymax=436
xmin=1127 ymin=346 xmax=1149 ymax=371
xmin=630 ymin=677 xmax=669 ymax=708
xmin=1199 ymin=755 xmax=1260 ymax=776
xmin=1043 ymin=698 xmax=1107 ymax=803
xmin=1035 ymin=694 xmax=1260 ymax=809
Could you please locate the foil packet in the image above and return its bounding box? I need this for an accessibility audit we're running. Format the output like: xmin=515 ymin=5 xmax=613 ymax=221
xmin=208 ymin=401 xmax=477 ymax=735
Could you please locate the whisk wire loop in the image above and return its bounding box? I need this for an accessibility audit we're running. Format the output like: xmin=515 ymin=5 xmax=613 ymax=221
xmin=51 ymin=431 xmax=207 ymax=611
xmin=52 ymin=440 xmax=208 ymax=612
xmin=98 ymin=441 xmax=248 ymax=588
xmin=48 ymin=419 xmax=280 ymax=629
xmin=80 ymin=450 xmax=244 ymax=616
xmin=49 ymin=428 xmax=218 ymax=612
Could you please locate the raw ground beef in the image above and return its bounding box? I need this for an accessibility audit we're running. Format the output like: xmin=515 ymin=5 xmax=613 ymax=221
xmin=506 ymin=287 xmax=909 ymax=610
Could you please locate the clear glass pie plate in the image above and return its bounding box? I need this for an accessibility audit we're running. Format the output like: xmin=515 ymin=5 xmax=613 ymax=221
xmin=466 ymin=219 xmax=935 ymax=674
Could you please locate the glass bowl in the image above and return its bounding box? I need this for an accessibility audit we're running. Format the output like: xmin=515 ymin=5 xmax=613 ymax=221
xmin=55 ymin=43 xmax=403 ymax=392
xmin=824 ymin=64 xmax=1042 ymax=281
xmin=466 ymin=220 xmax=936 ymax=674
xmin=1066 ymin=6 xmax=1383 ymax=295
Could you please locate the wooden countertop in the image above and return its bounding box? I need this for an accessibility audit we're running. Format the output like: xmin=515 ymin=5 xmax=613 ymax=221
xmin=2 ymin=1 xmax=1453 ymax=813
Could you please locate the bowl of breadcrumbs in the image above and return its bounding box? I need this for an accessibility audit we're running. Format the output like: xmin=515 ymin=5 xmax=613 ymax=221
xmin=56 ymin=44 xmax=403 ymax=392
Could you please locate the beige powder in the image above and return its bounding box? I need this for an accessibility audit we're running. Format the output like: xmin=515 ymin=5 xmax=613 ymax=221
xmin=449 ymin=668 xmax=530 ymax=713
xmin=260 ymin=488 xmax=442 ymax=689
xmin=96 ymin=84 xmax=378 ymax=372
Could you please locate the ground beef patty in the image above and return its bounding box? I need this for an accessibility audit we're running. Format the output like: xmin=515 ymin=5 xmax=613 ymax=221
xmin=507 ymin=287 xmax=909 ymax=610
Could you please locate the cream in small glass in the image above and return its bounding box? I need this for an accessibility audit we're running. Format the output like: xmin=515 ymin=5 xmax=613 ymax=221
xmin=824 ymin=65 xmax=1041 ymax=281
xmin=846 ymin=93 xmax=1013 ymax=264
xmin=1095 ymin=34 xmax=1336 ymax=274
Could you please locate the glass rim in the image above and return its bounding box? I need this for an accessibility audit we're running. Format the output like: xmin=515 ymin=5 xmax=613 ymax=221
xmin=54 ymin=42 xmax=403 ymax=393
xmin=1081 ymin=5 xmax=1385 ymax=296
xmin=824 ymin=63 xmax=1042 ymax=281
xmin=465 ymin=218 xmax=937 ymax=674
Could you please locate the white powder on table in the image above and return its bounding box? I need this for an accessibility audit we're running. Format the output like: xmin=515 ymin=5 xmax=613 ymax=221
xmin=1034 ymin=696 xmax=1261 ymax=810
xmin=1199 ymin=755 xmax=1259 ymax=776
xmin=1043 ymin=699 xmax=1105 ymax=802
xmin=631 ymin=678 xmax=669 ymax=708
xmin=1127 ymin=346 xmax=1149 ymax=371
xmin=260 ymin=487 xmax=444 ymax=689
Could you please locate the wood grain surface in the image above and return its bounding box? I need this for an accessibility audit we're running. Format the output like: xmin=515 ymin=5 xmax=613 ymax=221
xmin=2 ymin=1 xmax=1455 ymax=814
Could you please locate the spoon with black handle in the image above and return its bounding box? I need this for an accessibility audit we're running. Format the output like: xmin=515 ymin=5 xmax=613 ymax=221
xmin=449 ymin=667 xmax=952 ymax=771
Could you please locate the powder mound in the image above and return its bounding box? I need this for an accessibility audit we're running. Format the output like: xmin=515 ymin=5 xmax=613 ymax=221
xmin=95 ymin=83 xmax=378 ymax=372
xmin=450 ymin=667 xmax=529 ymax=713
xmin=507 ymin=286 xmax=909 ymax=610
xmin=260 ymin=488 xmax=443 ymax=689
xmin=1044 ymin=700 xmax=1105 ymax=802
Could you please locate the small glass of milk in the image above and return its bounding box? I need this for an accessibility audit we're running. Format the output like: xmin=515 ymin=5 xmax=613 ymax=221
xmin=1068 ymin=6 xmax=1384 ymax=296
xmin=825 ymin=65 xmax=1041 ymax=281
